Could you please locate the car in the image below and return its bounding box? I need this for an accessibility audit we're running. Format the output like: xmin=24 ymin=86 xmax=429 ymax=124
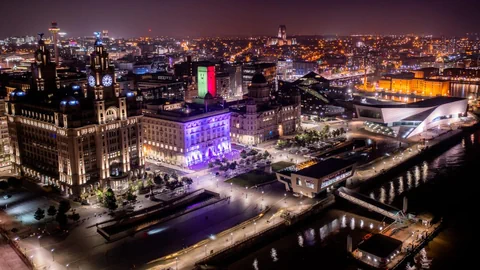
xmin=292 ymin=193 xmax=300 ymax=198
xmin=3 ymin=194 xmax=11 ymax=199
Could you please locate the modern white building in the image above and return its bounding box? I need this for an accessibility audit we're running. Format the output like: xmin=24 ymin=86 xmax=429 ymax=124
xmin=355 ymin=97 xmax=468 ymax=138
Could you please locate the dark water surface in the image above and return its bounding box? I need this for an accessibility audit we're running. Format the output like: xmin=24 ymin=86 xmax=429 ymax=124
xmin=230 ymin=130 xmax=478 ymax=270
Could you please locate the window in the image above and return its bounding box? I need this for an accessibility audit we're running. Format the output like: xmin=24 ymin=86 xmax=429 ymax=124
xmin=296 ymin=177 xmax=302 ymax=186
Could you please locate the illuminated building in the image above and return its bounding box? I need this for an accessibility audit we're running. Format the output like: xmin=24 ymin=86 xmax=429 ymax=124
xmin=0 ymin=99 xmax=10 ymax=171
xmin=355 ymin=97 xmax=467 ymax=138
xmin=242 ymin=62 xmax=277 ymax=93
xmin=276 ymin=158 xmax=356 ymax=198
xmin=48 ymin=22 xmax=60 ymax=66
xmin=142 ymin=99 xmax=231 ymax=167
xmin=377 ymin=70 xmax=449 ymax=96
xmin=215 ymin=72 xmax=231 ymax=100
xmin=230 ymin=73 xmax=301 ymax=145
xmin=198 ymin=65 xmax=216 ymax=97
xmin=267 ymin=25 xmax=297 ymax=46
xmin=6 ymin=35 xmax=144 ymax=196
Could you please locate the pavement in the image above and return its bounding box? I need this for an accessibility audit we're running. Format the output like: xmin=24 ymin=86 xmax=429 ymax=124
xmin=0 ymin=236 xmax=29 ymax=270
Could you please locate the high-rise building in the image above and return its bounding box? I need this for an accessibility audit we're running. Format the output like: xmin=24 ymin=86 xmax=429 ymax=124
xmin=48 ymin=22 xmax=60 ymax=66
xmin=197 ymin=65 xmax=216 ymax=97
xmin=278 ymin=25 xmax=287 ymax=40
xmin=0 ymin=98 xmax=10 ymax=171
xmin=6 ymin=35 xmax=144 ymax=196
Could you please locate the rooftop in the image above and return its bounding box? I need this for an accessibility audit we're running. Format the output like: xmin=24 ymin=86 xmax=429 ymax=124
xmin=292 ymin=158 xmax=356 ymax=178
xmin=355 ymin=97 xmax=465 ymax=109
xmin=357 ymin=234 xmax=403 ymax=258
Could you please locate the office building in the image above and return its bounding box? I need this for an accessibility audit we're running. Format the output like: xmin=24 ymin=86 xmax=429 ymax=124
xmin=242 ymin=62 xmax=277 ymax=93
xmin=230 ymin=73 xmax=301 ymax=145
xmin=6 ymin=36 xmax=144 ymax=196
xmin=142 ymin=99 xmax=231 ymax=168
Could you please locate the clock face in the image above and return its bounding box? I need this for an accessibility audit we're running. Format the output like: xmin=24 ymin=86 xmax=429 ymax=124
xmin=102 ymin=75 xmax=113 ymax=87
xmin=88 ymin=75 xmax=96 ymax=87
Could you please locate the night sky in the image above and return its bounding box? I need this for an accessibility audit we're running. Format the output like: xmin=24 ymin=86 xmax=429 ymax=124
xmin=1 ymin=0 xmax=479 ymax=38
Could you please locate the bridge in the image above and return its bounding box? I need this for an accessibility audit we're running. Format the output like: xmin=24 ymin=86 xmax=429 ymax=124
xmin=336 ymin=187 xmax=407 ymax=222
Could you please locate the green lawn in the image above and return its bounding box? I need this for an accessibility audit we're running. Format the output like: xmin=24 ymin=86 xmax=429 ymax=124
xmin=271 ymin=161 xmax=295 ymax=172
xmin=226 ymin=170 xmax=276 ymax=188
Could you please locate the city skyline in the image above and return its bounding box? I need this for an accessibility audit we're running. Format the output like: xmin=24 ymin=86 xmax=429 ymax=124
xmin=1 ymin=0 xmax=480 ymax=38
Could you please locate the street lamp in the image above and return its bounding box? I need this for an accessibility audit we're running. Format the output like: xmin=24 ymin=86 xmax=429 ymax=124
xmin=204 ymin=244 xmax=207 ymax=257
xmin=254 ymin=222 xmax=257 ymax=234
xmin=245 ymin=186 xmax=248 ymax=199
xmin=230 ymin=232 xmax=233 ymax=244
xmin=66 ymin=263 xmax=70 ymax=268
xmin=51 ymin=248 xmax=55 ymax=261
xmin=284 ymin=193 xmax=287 ymax=204
xmin=175 ymin=257 xmax=178 ymax=270
xmin=261 ymin=190 xmax=264 ymax=201
xmin=230 ymin=182 xmax=233 ymax=192
xmin=383 ymin=161 xmax=386 ymax=170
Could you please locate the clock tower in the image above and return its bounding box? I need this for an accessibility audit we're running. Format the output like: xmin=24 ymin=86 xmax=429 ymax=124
xmin=31 ymin=33 xmax=60 ymax=93
xmin=87 ymin=33 xmax=125 ymax=124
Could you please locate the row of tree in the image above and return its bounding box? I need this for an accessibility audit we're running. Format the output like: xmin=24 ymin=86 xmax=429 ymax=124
xmin=278 ymin=126 xmax=347 ymax=148
xmin=0 ymin=177 xmax=22 ymax=190
xmin=34 ymin=200 xmax=79 ymax=228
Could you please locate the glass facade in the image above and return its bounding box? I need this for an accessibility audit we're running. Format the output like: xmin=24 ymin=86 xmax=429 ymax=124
xmin=358 ymin=109 xmax=382 ymax=119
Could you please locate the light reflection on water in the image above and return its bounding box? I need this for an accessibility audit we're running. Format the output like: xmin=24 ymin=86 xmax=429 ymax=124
xmin=369 ymin=138 xmax=466 ymax=206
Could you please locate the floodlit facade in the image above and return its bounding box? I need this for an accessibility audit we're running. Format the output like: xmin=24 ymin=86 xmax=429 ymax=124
xmin=230 ymin=73 xmax=301 ymax=145
xmin=355 ymin=97 xmax=468 ymax=138
xmin=142 ymin=100 xmax=231 ymax=167
xmin=6 ymin=36 xmax=144 ymax=196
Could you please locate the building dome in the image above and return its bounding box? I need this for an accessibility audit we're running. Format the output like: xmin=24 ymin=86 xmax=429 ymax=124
xmin=204 ymin=92 xmax=214 ymax=99
xmin=251 ymin=73 xmax=267 ymax=84
xmin=60 ymin=96 xmax=80 ymax=112
xmin=9 ymin=89 xmax=26 ymax=101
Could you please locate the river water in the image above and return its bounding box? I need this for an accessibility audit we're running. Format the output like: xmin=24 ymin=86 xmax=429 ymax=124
xmin=230 ymin=129 xmax=478 ymax=270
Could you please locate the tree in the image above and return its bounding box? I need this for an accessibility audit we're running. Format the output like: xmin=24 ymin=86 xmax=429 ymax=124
xmin=163 ymin=174 xmax=170 ymax=182
xmin=240 ymin=150 xmax=247 ymax=159
xmin=34 ymin=208 xmax=45 ymax=222
xmin=104 ymin=188 xmax=118 ymax=211
xmin=126 ymin=191 xmax=137 ymax=203
xmin=171 ymin=171 xmax=178 ymax=181
xmin=7 ymin=177 xmax=21 ymax=189
xmin=229 ymin=161 xmax=237 ymax=170
xmin=214 ymin=159 xmax=222 ymax=166
xmin=221 ymin=157 xmax=228 ymax=163
xmin=208 ymin=162 xmax=214 ymax=168
xmin=58 ymin=200 xmax=71 ymax=214
xmin=55 ymin=212 xmax=68 ymax=227
xmin=322 ymin=125 xmax=330 ymax=135
xmin=0 ymin=181 xmax=8 ymax=190
xmin=153 ymin=175 xmax=163 ymax=186
xmin=95 ymin=189 xmax=104 ymax=204
xmin=47 ymin=205 xmax=57 ymax=221
xmin=146 ymin=179 xmax=154 ymax=188
xmin=181 ymin=177 xmax=193 ymax=187
xmin=246 ymin=159 xmax=251 ymax=166
xmin=276 ymin=140 xmax=287 ymax=149
xmin=248 ymin=149 xmax=258 ymax=156
xmin=69 ymin=211 xmax=80 ymax=222
xmin=339 ymin=127 xmax=346 ymax=134
xmin=263 ymin=151 xmax=271 ymax=159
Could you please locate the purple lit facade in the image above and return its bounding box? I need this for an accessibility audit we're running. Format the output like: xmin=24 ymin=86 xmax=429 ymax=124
xmin=143 ymin=106 xmax=231 ymax=168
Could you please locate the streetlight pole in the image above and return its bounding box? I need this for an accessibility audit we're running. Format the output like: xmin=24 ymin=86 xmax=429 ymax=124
xmin=284 ymin=193 xmax=287 ymax=204
xmin=261 ymin=190 xmax=264 ymax=201
xmin=204 ymin=244 xmax=207 ymax=257
xmin=245 ymin=187 xmax=248 ymax=199
xmin=230 ymin=232 xmax=233 ymax=245
xmin=51 ymin=248 xmax=55 ymax=261
xmin=175 ymin=257 xmax=178 ymax=270
xmin=254 ymin=222 xmax=257 ymax=234
xmin=230 ymin=182 xmax=233 ymax=192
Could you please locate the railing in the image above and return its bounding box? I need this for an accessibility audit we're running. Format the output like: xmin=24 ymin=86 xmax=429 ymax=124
xmin=338 ymin=190 xmax=402 ymax=221
xmin=0 ymin=225 xmax=34 ymax=269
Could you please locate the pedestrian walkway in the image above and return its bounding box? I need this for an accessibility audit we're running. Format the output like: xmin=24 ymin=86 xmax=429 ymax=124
xmin=0 ymin=236 xmax=29 ymax=270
